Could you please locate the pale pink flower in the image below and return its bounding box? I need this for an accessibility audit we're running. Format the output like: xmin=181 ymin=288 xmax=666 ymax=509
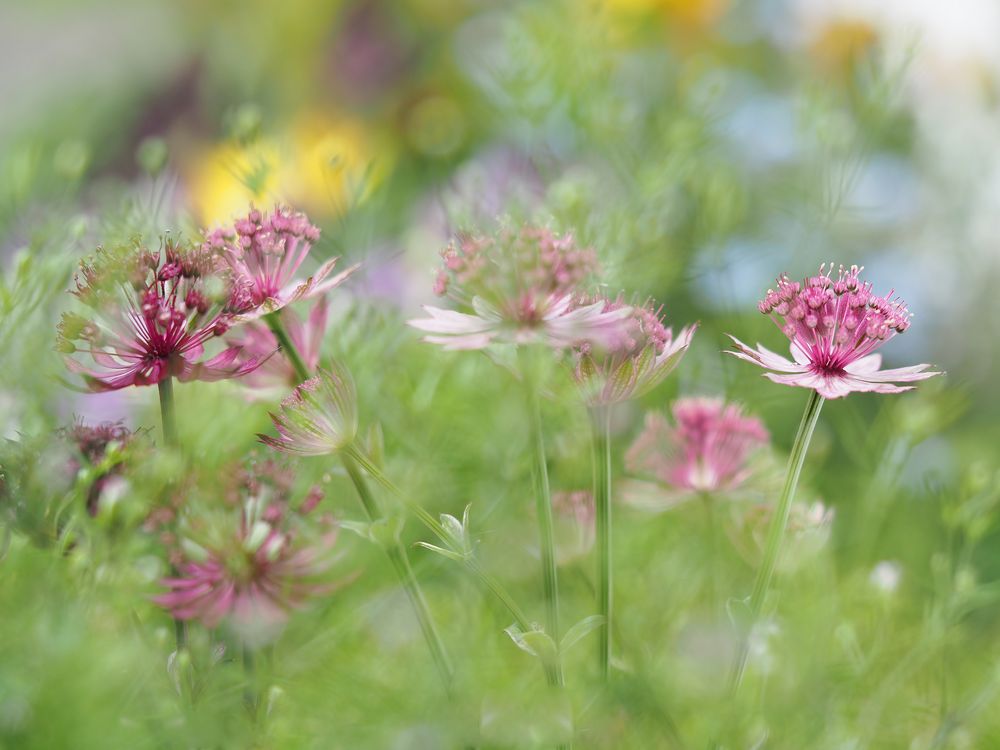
xmin=727 ymin=264 xmax=940 ymax=400
xmin=408 ymin=226 xmax=631 ymax=350
xmin=258 ymin=366 xmax=358 ymax=456
xmin=551 ymin=490 xmax=596 ymax=565
xmin=205 ymin=204 xmax=358 ymax=320
xmin=154 ymin=463 xmax=338 ymax=645
xmin=573 ymin=295 xmax=696 ymax=405
xmin=226 ymin=298 xmax=328 ymax=397
xmin=58 ymin=240 xmax=267 ymax=392
xmin=622 ymin=398 xmax=769 ymax=510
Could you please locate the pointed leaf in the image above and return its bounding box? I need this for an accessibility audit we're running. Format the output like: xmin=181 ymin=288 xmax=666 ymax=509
xmin=559 ymin=615 xmax=606 ymax=653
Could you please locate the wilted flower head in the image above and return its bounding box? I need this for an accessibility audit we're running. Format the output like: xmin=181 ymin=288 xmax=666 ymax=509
xmin=408 ymin=225 xmax=631 ymax=350
xmin=728 ymin=264 xmax=941 ymax=399
xmin=622 ymin=398 xmax=769 ymax=510
xmin=258 ymin=366 xmax=358 ymax=456
xmin=154 ymin=459 xmax=338 ymax=646
xmin=729 ymin=500 xmax=834 ymax=572
xmin=226 ymin=297 xmax=329 ymax=398
xmin=60 ymin=419 xmax=139 ymax=516
xmin=205 ymin=204 xmax=357 ymax=319
xmin=573 ymin=295 xmax=696 ymax=405
xmin=551 ymin=490 xmax=596 ymax=565
xmin=58 ymin=239 xmax=268 ymax=391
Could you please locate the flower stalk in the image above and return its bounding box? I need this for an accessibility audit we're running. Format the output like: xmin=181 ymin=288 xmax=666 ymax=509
xmin=265 ymin=314 xmax=454 ymax=691
xmin=591 ymin=404 xmax=613 ymax=681
xmin=265 ymin=312 xmax=311 ymax=385
xmin=340 ymin=450 xmax=454 ymax=692
xmin=523 ymin=359 xmax=563 ymax=687
xmin=728 ymin=390 xmax=825 ymax=694
xmin=157 ymin=376 xmax=187 ymax=651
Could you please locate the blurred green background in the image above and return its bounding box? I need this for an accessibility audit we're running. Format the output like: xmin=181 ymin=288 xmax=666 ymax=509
xmin=2 ymin=0 xmax=999 ymax=747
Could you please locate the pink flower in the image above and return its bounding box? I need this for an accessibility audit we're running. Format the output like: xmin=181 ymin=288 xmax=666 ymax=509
xmin=573 ymin=295 xmax=697 ymax=405
xmin=154 ymin=464 xmax=339 ymax=645
xmin=622 ymin=398 xmax=769 ymax=509
xmin=58 ymin=240 xmax=268 ymax=392
xmin=205 ymin=204 xmax=358 ymax=320
xmin=727 ymin=264 xmax=941 ymax=399
xmin=408 ymin=226 xmax=632 ymax=350
xmin=258 ymin=366 xmax=358 ymax=456
xmin=551 ymin=490 xmax=596 ymax=565
xmin=226 ymin=297 xmax=328 ymax=397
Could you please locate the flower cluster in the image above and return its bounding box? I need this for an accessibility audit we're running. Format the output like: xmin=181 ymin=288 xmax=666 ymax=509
xmin=204 ymin=204 xmax=357 ymax=319
xmin=623 ymin=397 xmax=769 ymax=509
xmin=154 ymin=459 xmax=339 ymax=645
xmin=728 ymin=264 xmax=940 ymax=399
xmin=573 ymin=295 xmax=697 ymax=405
xmin=409 ymin=225 xmax=632 ymax=350
xmin=58 ymin=239 xmax=266 ymax=392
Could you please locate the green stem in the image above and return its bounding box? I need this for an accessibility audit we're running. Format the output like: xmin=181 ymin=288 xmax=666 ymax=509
xmin=525 ymin=373 xmax=562 ymax=687
xmin=591 ymin=405 xmax=613 ymax=682
xmin=243 ymin=645 xmax=258 ymax=721
xmin=157 ymin=377 xmax=177 ymax=448
xmin=265 ymin=312 xmax=310 ymax=383
xmin=157 ymin=376 xmax=187 ymax=651
xmin=728 ymin=390 xmax=824 ymax=695
xmin=702 ymin=492 xmax=718 ymax=620
xmin=341 ymin=450 xmax=455 ymax=693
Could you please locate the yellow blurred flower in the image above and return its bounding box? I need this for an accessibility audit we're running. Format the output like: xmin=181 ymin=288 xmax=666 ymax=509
xmin=603 ymin=0 xmax=728 ymax=28
xmin=809 ymin=19 xmax=878 ymax=78
xmin=184 ymin=112 xmax=392 ymax=225
xmin=282 ymin=112 xmax=392 ymax=217
xmin=185 ymin=140 xmax=282 ymax=226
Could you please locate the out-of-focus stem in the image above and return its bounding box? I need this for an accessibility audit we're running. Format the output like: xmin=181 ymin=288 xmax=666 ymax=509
xmin=265 ymin=312 xmax=310 ymax=383
xmin=340 ymin=450 xmax=454 ymax=693
xmin=727 ymin=390 xmax=824 ymax=695
xmin=524 ymin=370 xmax=563 ymax=687
xmin=591 ymin=405 xmax=613 ymax=682
xmin=157 ymin=376 xmax=187 ymax=651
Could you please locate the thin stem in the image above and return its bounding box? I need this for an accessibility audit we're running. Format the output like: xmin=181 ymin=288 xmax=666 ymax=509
xmin=157 ymin=376 xmax=187 ymax=651
xmin=243 ymin=645 xmax=258 ymax=721
xmin=727 ymin=390 xmax=825 ymax=695
xmin=345 ymin=445 xmax=535 ymax=631
xmin=157 ymin=377 xmax=177 ymax=448
xmin=341 ymin=451 xmax=455 ymax=693
xmin=591 ymin=405 xmax=613 ymax=682
xmin=524 ymin=370 xmax=562 ymax=687
xmin=701 ymin=492 xmax=718 ymax=620
xmin=265 ymin=312 xmax=310 ymax=383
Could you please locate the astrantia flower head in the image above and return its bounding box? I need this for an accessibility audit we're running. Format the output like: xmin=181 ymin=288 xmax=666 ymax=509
xmin=728 ymin=264 xmax=940 ymax=399
xmin=205 ymin=204 xmax=358 ymax=319
xmin=226 ymin=297 xmax=329 ymax=398
xmin=154 ymin=460 xmax=339 ymax=646
xmin=408 ymin=225 xmax=632 ymax=350
xmin=572 ymin=295 xmax=696 ymax=405
xmin=58 ymin=239 xmax=267 ymax=392
xmin=622 ymin=398 xmax=769 ymax=510
xmin=258 ymin=366 xmax=358 ymax=456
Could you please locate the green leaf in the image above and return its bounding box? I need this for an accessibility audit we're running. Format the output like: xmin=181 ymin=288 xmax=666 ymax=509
xmin=559 ymin=615 xmax=605 ymax=653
